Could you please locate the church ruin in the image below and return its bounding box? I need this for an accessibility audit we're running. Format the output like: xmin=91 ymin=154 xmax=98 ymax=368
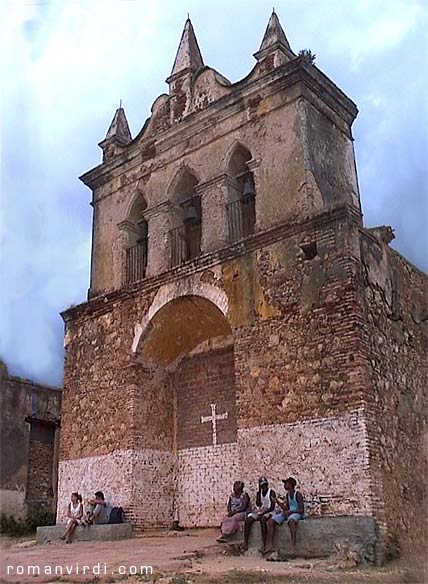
xmin=57 ymin=12 xmax=427 ymax=560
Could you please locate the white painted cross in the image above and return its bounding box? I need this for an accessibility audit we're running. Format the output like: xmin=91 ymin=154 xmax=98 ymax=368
xmin=201 ymin=403 xmax=228 ymax=447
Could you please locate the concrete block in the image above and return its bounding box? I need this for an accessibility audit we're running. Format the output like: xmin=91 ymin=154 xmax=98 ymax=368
xmin=37 ymin=523 xmax=133 ymax=545
xmin=230 ymin=516 xmax=377 ymax=561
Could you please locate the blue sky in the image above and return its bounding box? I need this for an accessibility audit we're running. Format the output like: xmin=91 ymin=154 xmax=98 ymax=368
xmin=1 ymin=0 xmax=427 ymax=386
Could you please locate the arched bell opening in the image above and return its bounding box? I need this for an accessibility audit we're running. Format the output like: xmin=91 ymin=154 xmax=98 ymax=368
xmin=225 ymin=143 xmax=256 ymax=242
xmin=123 ymin=193 xmax=148 ymax=284
xmin=168 ymin=170 xmax=202 ymax=266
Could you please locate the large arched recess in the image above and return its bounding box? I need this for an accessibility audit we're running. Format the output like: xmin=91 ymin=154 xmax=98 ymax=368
xmin=133 ymin=292 xmax=238 ymax=528
xmin=137 ymin=295 xmax=232 ymax=367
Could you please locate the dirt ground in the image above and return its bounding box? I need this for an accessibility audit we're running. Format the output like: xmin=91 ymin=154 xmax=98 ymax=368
xmin=0 ymin=528 xmax=426 ymax=584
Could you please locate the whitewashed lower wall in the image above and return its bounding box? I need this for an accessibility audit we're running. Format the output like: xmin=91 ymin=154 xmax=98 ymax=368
xmin=57 ymin=408 xmax=372 ymax=528
xmin=57 ymin=448 xmax=175 ymax=527
xmin=177 ymin=442 xmax=239 ymax=527
xmin=238 ymin=407 xmax=372 ymax=517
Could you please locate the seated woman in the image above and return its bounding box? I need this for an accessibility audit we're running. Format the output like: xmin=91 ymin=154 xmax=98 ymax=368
xmin=61 ymin=492 xmax=83 ymax=543
xmin=217 ymin=481 xmax=251 ymax=543
xmin=265 ymin=476 xmax=304 ymax=557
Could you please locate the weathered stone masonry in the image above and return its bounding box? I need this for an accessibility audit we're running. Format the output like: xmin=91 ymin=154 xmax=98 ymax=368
xmin=0 ymin=361 xmax=61 ymax=518
xmin=58 ymin=12 xmax=426 ymax=560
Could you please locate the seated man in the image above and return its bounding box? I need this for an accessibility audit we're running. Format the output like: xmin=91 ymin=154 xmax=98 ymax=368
xmin=243 ymin=476 xmax=276 ymax=551
xmin=265 ymin=476 xmax=304 ymax=557
xmin=84 ymin=491 xmax=109 ymax=525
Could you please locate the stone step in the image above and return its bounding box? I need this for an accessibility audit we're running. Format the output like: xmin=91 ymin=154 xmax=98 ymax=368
xmin=37 ymin=523 xmax=133 ymax=545
xmin=228 ymin=516 xmax=377 ymax=562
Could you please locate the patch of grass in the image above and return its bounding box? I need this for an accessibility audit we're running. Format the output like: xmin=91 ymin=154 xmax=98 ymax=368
xmin=0 ymin=509 xmax=55 ymax=537
xmin=169 ymin=576 xmax=191 ymax=584
xmin=219 ymin=574 xmax=277 ymax=584
xmin=133 ymin=573 xmax=164 ymax=583
xmin=222 ymin=543 xmax=243 ymax=556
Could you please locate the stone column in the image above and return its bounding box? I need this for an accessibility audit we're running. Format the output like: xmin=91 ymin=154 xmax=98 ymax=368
xmin=197 ymin=174 xmax=229 ymax=253
xmin=144 ymin=201 xmax=178 ymax=277
xmin=247 ymin=158 xmax=262 ymax=233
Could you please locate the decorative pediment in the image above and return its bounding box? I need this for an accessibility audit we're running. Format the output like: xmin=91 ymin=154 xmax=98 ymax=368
xmin=193 ymin=68 xmax=231 ymax=111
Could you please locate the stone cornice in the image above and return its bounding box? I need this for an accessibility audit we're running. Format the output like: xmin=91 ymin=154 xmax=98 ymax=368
xmin=118 ymin=220 xmax=138 ymax=233
xmin=195 ymin=173 xmax=231 ymax=194
xmin=247 ymin=158 xmax=262 ymax=172
xmin=80 ymin=58 xmax=358 ymax=192
xmin=62 ymin=203 xmax=362 ymax=323
xmin=143 ymin=200 xmax=175 ymax=219
xmin=253 ymin=43 xmax=295 ymax=63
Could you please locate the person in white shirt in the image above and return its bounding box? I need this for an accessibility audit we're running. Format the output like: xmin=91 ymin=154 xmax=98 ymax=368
xmin=61 ymin=492 xmax=83 ymax=543
xmin=243 ymin=477 xmax=276 ymax=552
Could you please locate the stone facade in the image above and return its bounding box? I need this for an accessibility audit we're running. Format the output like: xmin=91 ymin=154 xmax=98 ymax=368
xmin=58 ymin=11 xmax=427 ymax=561
xmin=0 ymin=361 xmax=62 ymax=518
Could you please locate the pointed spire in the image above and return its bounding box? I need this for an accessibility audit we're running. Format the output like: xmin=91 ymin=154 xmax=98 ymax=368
xmin=259 ymin=10 xmax=291 ymax=52
xmin=168 ymin=17 xmax=204 ymax=80
xmin=105 ymin=106 xmax=132 ymax=144
xmin=254 ymin=10 xmax=294 ymax=62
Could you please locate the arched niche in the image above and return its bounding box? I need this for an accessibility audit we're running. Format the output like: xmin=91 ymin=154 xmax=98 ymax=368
xmin=136 ymin=294 xmax=232 ymax=368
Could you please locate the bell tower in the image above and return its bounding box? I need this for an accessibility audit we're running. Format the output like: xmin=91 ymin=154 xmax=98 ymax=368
xmin=59 ymin=9 xmax=427 ymax=563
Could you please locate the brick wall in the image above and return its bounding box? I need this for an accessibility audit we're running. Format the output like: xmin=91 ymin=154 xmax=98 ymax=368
xmin=57 ymin=449 xmax=175 ymax=529
xmin=231 ymin=219 xmax=367 ymax=430
xmin=177 ymin=443 xmax=239 ymax=527
xmin=176 ymin=409 xmax=372 ymax=528
xmin=57 ymin=450 xmax=134 ymax=522
xmin=60 ymin=293 xmax=156 ymax=460
xmin=26 ymin=441 xmax=54 ymax=503
xmin=175 ymin=347 xmax=236 ymax=449
xmin=238 ymin=408 xmax=372 ymax=518
xmin=132 ymin=364 xmax=174 ymax=451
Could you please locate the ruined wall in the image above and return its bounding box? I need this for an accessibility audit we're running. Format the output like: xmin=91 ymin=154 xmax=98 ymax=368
xmin=360 ymin=233 xmax=427 ymax=558
xmin=26 ymin=439 xmax=55 ymax=505
xmin=60 ymin=291 xmax=155 ymax=461
xmin=302 ymin=100 xmax=360 ymax=211
xmin=0 ymin=362 xmax=61 ymax=518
